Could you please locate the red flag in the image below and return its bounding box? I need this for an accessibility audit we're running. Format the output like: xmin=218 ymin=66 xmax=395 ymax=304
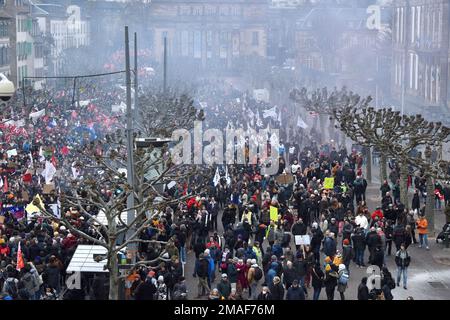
xmin=51 ymin=155 xmax=57 ymax=168
xmin=3 ymin=176 xmax=8 ymax=193
xmin=23 ymin=173 xmax=32 ymax=183
xmin=61 ymin=146 xmax=69 ymax=156
xmin=16 ymin=242 xmax=24 ymax=271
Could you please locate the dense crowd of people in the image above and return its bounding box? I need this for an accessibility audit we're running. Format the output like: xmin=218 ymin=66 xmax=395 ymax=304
xmin=0 ymin=78 xmax=448 ymax=300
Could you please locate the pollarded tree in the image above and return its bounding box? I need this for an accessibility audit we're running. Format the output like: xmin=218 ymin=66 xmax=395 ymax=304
xmin=290 ymin=86 xmax=364 ymax=145
xmin=333 ymin=106 xmax=408 ymax=186
xmin=33 ymin=90 xmax=203 ymax=300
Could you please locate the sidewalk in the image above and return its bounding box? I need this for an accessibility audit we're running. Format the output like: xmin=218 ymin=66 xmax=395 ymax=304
xmin=363 ymin=162 xmax=450 ymax=267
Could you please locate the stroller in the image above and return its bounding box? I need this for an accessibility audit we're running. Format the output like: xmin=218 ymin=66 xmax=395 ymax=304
xmin=436 ymin=223 xmax=450 ymax=243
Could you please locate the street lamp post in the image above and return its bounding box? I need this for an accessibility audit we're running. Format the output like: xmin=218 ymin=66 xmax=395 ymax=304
xmin=124 ymin=26 xmax=137 ymax=262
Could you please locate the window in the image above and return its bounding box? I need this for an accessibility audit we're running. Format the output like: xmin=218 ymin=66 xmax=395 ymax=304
xmin=252 ymin=31 xmax=259 ymax=46
xmin=181 ymin=30 xmax=188 ymax=56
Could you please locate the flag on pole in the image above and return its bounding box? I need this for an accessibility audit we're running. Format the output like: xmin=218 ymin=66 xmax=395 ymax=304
xmin=16 ymin=242 xmax=24 ymax=271
xmin=225 ymin=166 xmax=231 ymax=186
xmin=42 ymin=160 xmax=57 ymax=184
xmin=29 ymin=152 xmax=34 ymax=168
xmin=213 ymin=167 xmax=220 ymax=186
xmin=297 ymin=116 xmax=308 ymax=129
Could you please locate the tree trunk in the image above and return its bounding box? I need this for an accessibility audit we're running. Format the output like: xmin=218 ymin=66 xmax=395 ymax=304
xmin=108 ymin=252 xmax=119 ymax=300
xmin=400 ymin=164 xmax=409 ymax=209
xmin=366 ymin=146 xmax=372 ymax=183
xmin=380 ymin=153 xmax=387 ymax=182
xmin=339 ymin=130 xmax=346 ymax=150
xmin=425 ymin=175 xmax=435 ymax=236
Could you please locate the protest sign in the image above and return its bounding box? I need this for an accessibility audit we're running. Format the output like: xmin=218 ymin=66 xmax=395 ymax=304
xmin=294 ymin=235 xmax=311 ymax=246
xmin=324 ymin=177 xmax=335 ymax=189
xmin=270 ymin=206 xmax=278 ymax=221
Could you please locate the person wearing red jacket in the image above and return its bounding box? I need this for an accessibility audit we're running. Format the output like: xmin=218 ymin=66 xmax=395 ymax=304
xmin=371 ymin=207 xmax=384 ymax=220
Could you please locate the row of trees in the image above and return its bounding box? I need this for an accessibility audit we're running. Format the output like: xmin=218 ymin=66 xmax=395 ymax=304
xmin=290 ymin=86 xmax=450 ymax=235
xmin=34 ymin=89 xmax=201 ymax=299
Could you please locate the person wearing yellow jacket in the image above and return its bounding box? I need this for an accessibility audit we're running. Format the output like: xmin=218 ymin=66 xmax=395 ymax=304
xmin=416 ymin=215 xmax=429 ymax=250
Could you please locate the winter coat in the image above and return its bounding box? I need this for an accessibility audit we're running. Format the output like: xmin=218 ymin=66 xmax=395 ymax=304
xmin=395 ymin=250 xmax=411 ymax=268
xmin=269 ymin=282 xmax=285 ymax=300
xmin=217 ymin=280 xmax=231 ymax=299
xmin=286 ymin=286 xmax=305 ymax=300
xmin=416 ymin=219 xmax=428 ymax=235
xmin=323 ymin=237 xmax=337 ymax=257
xmin=311 ymin=267 xmax=324 ymax=289
xmin=357 ymin=283 xmax=369 ymax=300
xmin=227 ymin=263 xmax=238 ymax=283
xmin=134 ymin=280 xmax=156 ymax=300
xmin=197 ymin=258 xmax=209 ymax=278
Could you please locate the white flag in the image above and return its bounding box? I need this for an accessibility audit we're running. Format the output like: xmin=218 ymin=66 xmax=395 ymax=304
xmin=29 ymin=152 xmax=34 ymax=168
xmin=225 ymin=166 xmax=231 ymax=186
xmin=213 ymin=167 xmax=220 ymax=186
xmin=39 ymin=146 xmax=45 ymax=162
xmin=29 ymin=109 xmax=45 ymax=122
xmin=297 ymin=116 xmax=308 ymax=129
xmin=262 ymin=106 xmax=278 ymax=120
xmin=42 ymin=160 xmax=57 ymax=184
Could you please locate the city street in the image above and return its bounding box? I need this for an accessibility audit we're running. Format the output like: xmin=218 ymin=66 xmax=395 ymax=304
xmin=184 ymin=165 xmax=450 ymax=300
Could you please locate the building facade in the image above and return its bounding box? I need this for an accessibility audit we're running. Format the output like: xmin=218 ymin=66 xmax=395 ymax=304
xmin=391 ymin=0 xmax=450 ymax=119
xmin=148 ymin=0 xmax=268 ymax=71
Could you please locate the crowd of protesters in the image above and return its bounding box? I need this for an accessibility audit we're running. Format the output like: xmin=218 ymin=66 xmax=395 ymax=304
xmin=0 ymin=77 xmax=448 ymax=301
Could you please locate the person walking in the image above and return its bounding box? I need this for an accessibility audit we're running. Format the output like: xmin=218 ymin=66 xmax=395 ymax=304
xmin=286 ymin=279 xmax=305 ymax=300
xmin=269 ymin=276 xmax=285 ymax=300
xmin=337 ymin=264 xmax=349 ymax=300
xmin=395 ymin=244 xmax=411 ymax=290
xmin=310 ymin=262 xmax=324 ymax=300
xmin=357 ymin=277 xmax=370 ymax=300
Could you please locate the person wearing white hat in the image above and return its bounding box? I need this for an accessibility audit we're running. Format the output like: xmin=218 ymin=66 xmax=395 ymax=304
xmin=246 ymin=259 xmax=261 ymax=300
xmin=337 ymin=264 xmax=349 ymax=300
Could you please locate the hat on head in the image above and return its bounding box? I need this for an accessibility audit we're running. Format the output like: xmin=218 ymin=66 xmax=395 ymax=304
xmin=148 ymin=270 xmax=155 ymax=277
xmin=221 ymin=273 xmax=228 ymax=278
xmin=343 ymin=239 xmax=350 ymax=245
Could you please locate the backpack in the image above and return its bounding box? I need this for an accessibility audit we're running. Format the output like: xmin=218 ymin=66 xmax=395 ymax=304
xmin=4 ymin=279 xmax=18 ymax=298
xmin=338 ymin=271 xmax=349 ymax=285
xmin=254 ymin=267 xmax=263 ymax=281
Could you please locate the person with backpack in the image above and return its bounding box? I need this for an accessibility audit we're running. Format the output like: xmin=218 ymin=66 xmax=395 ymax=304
xmin=337 ymin=264 xmax=349 ymax=300
xmin=19 ymin=263 xmax=41 ymax=300
xmin=2 ymin=271 xmax=18 ymax=299
xmin=395 ymin=244 xmax=411 ymax=290
xmin=195 ymin=253 xmax=210 ymax=298
xmin=247 ymin=259 xmax=261 ymax=300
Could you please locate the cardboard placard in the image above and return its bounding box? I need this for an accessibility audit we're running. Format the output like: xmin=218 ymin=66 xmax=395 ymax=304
xmin=294 ymin=235 xmax=311 ymax=246
xmin=43 ymin=184 xmax=55 ymax=194
xmin=21 ymin=191 xmax=29 ymax=202
xmin=276 ymin=174 xmax=294 ymax=185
